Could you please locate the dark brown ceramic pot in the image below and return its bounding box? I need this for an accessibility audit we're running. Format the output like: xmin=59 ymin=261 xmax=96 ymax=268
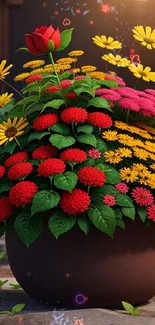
xmin=5 ymin=217 xmax=155 ymax=308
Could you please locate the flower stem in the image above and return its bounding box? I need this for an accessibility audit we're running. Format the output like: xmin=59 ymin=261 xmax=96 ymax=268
xmin=48 ymin=52 xmax=67 ymax=106
xmin=0 ymin=78 xmax=24 ymax=98
xmin=134 ymin=79 xmax=140 ymax=90
xmin=14 ymin=137 xmax=22 ymax=150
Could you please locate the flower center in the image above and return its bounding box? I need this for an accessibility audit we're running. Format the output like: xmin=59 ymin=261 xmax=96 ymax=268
xmin=144 ymin=37 xmax=154 ymax=44
xmin=5 ymin=127 xmax=17 ymax=138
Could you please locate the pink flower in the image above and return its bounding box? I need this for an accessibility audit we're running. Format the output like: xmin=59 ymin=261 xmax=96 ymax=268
xmin=147 ymin=205 xmax=155 ymax=222
xmin=88 ymin=149 xmax=101 ymax=159
xmin=119 ymin=98 xmax=140 ymax=112
xmin=115 ymin=76 xmax=126 ymax=87
xmin=115 ymin=182 xmax=129 ymax=194
xmin=75 ymin=75 xmax=87 ymax=80
xmin=145 ymin=89 xmax=155 ymax=96
xmin=103 ymin=194 xmax=116 ymax=207
xmin=132 ymin=187 xmax=154 ymax=207
xmin=114 ymin=87 xmax=140 ymax=98
xmin=136 ymin=97 xmax=155 ymax=111
xmin=96 ymin=89 xmax=121 ymax=101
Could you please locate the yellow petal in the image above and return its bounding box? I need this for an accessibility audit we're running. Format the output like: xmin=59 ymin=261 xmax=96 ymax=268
xmin=17 ymin=122 xmax=28 ymax=131
xmin=136 ymin=26 xmax=145 ymax=37
xmin=0 ymin=60 xmax=6 ymax=73
xmin=147 ymin=44 xmax=152 ymax=50
xmin=144 ymin=66 xmax=151 ymax=74
xmin=101 ymin=35 xmax=107 ymax=43
xmin=142 ymin=76 xmax=150 ymax=82
xmin=134 ymin=73 xmax=142 ymax=78
xmin=107 ymin=37 xmax=114 ymax=44
xmin=15 ymin=118 xmax=25 ymax=129
xmin=0 ymin=138 xmax=7 ymax=145
xmin=9 ymin=137 xmax=14 ymax=142
xmin=2 ymin=64 xmax=13 ymax=74
xmin=148 ymin=72 xmax=155 ymax=82
xmin=0 ymin=124 xmax=7 ymax=131
xmin=137 ymin=64 xmax=143 ymax=72
xmin=146 ymin=26 xmax=152 ymax=37
xmin=6 ymin=118 xmax=12 ymax=128
xmin=12 ymin=117 xmax=18 ymax=127
xmin=133 ymin=35 xmax=144 ymax=42
xmin=16 ymin=131 xmax=24 ymax=136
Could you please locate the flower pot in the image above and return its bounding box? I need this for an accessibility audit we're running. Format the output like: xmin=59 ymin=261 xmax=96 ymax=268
xmin=5 ymin=217 xmax=155 ymax=308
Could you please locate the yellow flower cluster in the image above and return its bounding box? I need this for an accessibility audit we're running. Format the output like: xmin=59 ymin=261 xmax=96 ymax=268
xmin=89 ymin=71 xmax=106 ymax=80
xmin=114 ymin=121 xmax=152 ymax=139
xmin=119 ymin=164 xmax=155 ymax=189
xmin=81 ymin=65 xmax=97 ymax=73
xmin=23 ymin=60 xmax=45 ymax=69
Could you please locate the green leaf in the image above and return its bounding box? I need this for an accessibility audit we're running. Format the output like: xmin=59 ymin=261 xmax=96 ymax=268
xmin=0 ymin=222 xmax=5 ymax=237
xmin=12 ymin=304 xmax=25 ymax=314
xmin=54 ymin=172 xmax=77 ymax=192
xmin=87 ymin=97 xmax=112 ymax=112
xmin=43 ymin=99 xmax=65 ymax=111
xmin=98 ymin=80 xmax=118 ymax=88
xmin=0 ymin=251 xmax=7 ymax=259
xmin=56 ymin=28 xmax=74 ymax=51
xmin=95 ymin=163 xmax=121 ymax=184
xmin=138 ymin=206 xmax=147 ymax=223
xmin=88 ymin=205 xmax=116 ymax=237
xmin=9 ymin=283 xmax=21 ymax=290
xmin=77 ymin=124 xmax=94 ymax=135
xmin=116 ymin=194 xmax=134 ymax=207
xmin=0 ymin=178 xmax=12 ymax=193
xmin=31 ymin=190 xmax=60 ymax=216
xmin=4 ymin=141 xmax=17 ymax=154
xmin=77 ymin=134 xmax=97 ymax=147
xmin=78 ymin=217 xmax=90 ymax=235
xmin=98 ymin=185 xmax=119 ymax=196
xmin=116 ymin=219 xmax=125 ymax=230
xmin=122 ymin=301 xmax=134 ymax=315
xmin=49 ymin=134 xmax=75 ymax=149
xmin=0 ymin=280 xmax=8 ymax=287
xmin=14 ymin=213 xmax=43 ymax=247
xmin=132 ymin=308 xmax=141 ymax=316
xmin=121 ymin=207 xmax=135 ymax=220
xmin=28 ymin=131 xmax=50 ymax=143
xmin=16 ymin=47 xmax=29 ymax=53
xmin=96 ymin=138 xmax=108 ymax=153
xmin=74 ymin=85 xmax=95 ymax=98
xmin=49 ymin=210 xmax=76 ymax=239
xmin=113 ymin=207 xmax=123 ymax=219
xmin=51 ymin=123 xmax=70 ymax=135
xmin=0 ymin=311 xmax=13 ymax=315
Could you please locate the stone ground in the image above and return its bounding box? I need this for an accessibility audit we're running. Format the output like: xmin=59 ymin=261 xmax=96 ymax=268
xmin=1 ymin=239 xmax=155 ymax=325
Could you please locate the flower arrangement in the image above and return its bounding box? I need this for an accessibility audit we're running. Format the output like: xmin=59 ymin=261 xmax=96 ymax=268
xmin=0 ymin=24 xmax=155 ymax=247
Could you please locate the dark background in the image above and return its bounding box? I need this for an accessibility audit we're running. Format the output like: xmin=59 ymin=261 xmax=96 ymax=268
xmin=7 ymin=0 xmax=155 ymax=89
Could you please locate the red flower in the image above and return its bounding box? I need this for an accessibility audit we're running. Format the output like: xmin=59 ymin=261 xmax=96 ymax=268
xmin=88 ymin=112 xmax=112 ymax=128
xmin=5 ymin=152 xmax=28 ymax=168
xmin=0 ymin=197 xmax=13 ymax=222
xmin=75 ymin=75 xmax=87 ymax=80
xmin=61 ymin=80 xmax=72 ymax=89
xmin=25 ymin=74 xmax=42 ymax=84
xmin=78 ymin=166 xmax=106 ymax=187
xmin=38 ymin=158 xmax=66 ymax=177
xmin=25 ymin=25 xmax=61 ymax=55
xmin=147 ymin=205 xmax=155 ymax=222
xmin=66 ymin=92 xmax=77 ymax=99
xmin=60 ymin=149 xmax=87 ymax=163
xmin=103 ymin=194 xmax=116 ymax=207
xmin=61 ymin=107 xmax=88 ymax=124
xmin=132 ymin=187 xmax=154 ymax=207
xmin=9 ymin=181 xmax=38 ymax=207
xmin=45 ymin=85 xmax=59 ymax=93
xmin=33 ymin=113 xmax=58 ymax=131
xmin=32 ymin=145 xmax=58 ymax=160
xmin=60 ymin=188 xmax=91 ymax=215
xmin=0 ymin=166 xmax=6 ymax=179
xmin=8 ymin=162 xmax=33 ymax=181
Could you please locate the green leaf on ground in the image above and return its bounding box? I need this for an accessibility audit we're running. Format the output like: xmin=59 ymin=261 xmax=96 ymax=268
xmin=12 ymin=304 xmax=25 ymax=314
xmin=122 ymin=301 xmax=141 ymax=316
xmin=0 ymin=280 xmax=8 ymax=287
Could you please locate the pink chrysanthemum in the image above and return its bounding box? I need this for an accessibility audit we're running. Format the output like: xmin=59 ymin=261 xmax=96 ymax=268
xmin=139 ymin=92 xmax=155 ymax=103
xmin=119 ymin=98 xmax=140 ymax=112
xmin=145 ymin=89 xmax=155 ymax=96
xmin=96 ymin=89 xmax=121 ymax=101
xmin=103 ymin=194 xmax=116 ymax=207
xmin=136 ymin=97 xmax=155 ymax=112
xmin=132 ymin=187 xmax=154 ymax=207
xmin=88 ymin=149 xmax=101 ymax=159
xmin=75 ymin=75 xmax=87 ymax=80
xmin=105 ymin=75 xmax=126 ymax=86
xmin=140 ymin=109 xmax=153 ymax=117
xmin=115 ymin=182 xmax=129 ymax=194
xmin=147 ymin=205 xmax=155 ymax=222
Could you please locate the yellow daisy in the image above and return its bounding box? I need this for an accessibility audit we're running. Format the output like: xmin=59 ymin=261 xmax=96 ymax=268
xmin=102 ymin=53 xmax=130 ymax=67
xmin=104 ymin=150 xmax=122 ymax=164
xmin=0 ymin=117 xmax=28 ymax=145
xmin=0 ymin=93 xmax=13 ymax=108
xmin=133 ymin=147 xmax=149 ymax=160
xmin=150 ymin=164 xmax=155 ymax=170
xmin=71 ymin=68 xmax=81 ymax=73
xmin=138 ymin=171 xmax=152 ymax=186
xmin=135 ymin=122 xmax=155 ymax=135
xmin=115 ymin=121 xmax=128 ymax=130
xmin=89 ymin=71 xmax=106 ymax=80
xmin=132 ymin=163 xmax=148 ymax=173
xmin=102 ymin=130 xmax=118 ymax=141
xmin=119 ymin=167 xmax=138 ymax=183
xmin=68 ymin=50 xmax=84 ymax=57
xmin=132 ymin=25 xmax=155 ymax=50
xmin=56 ymin=58 xmax=77 ymax=64
xmin=23 ymin=60 xmax=45 ymax=69
xmin=118 ymin=147 xmax=132 ymax=158
xmin=81 ymin=65 xmax=97 ymax=73
xmin=57 ymin=64 xmax=71 ymax=70
xmin=129 ymin=64 xmax=155 ymax=82
xmin=148 ymin=152 xmax=155 ymax=161
xmin=92 ymin=35 xmax=122 ymax=50
xmin=118 ymin=134 xmax=135 ymax=146
xmin=14 ymin=72 xmax=30 ymax=81
xmin=0 ymin=60 xmax=13 ymax=79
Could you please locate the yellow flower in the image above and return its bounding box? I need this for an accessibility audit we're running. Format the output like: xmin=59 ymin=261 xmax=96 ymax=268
xmin=14 ymin=72 xmax=30 ymax=81
xmin=81 ymin=65 xmax=97 ymax=73
xmin=71 ymin=68 xmax=81 ymax=73
xmin=0 ymin=117 xmax=28 ymax=145
xmin=30 ymin=68 xmax=44 ymax=76
xmin=115 ymin=121 xmax=128 ymax=130
xmin=104 ymin=150 xmax=122 ymax=164
xmin=132 ymin=25 xmax=155 ymax=50
xmin=118 ymin=147 xmax=132 ymax=158
xmin=57 ymin=64 xmax=71 ymax=70
xmin=129 ymin=64 xmax=155 ymax=82
xmin=150 ymin=163 xmax=155 ymax=170
xmin=23 ymin=60 xmax=45 ymax=69
xmin=68 ymin=50 xmax=84 ymax=57
xmin=126 ymin=125 xmax=151 ymax=139
xmin=43 ymin=67 xmax=54 ymax=73
xmin=0 ymin=60 xmax=13 ymax=79
xmin=132 ymin=163 xmax=148 ymax=173
xmin=138 ymin=171 xmax=152 ymax=186
xmin=135 ymin=122 xmax=155 ymax=135
xmin=0 ymin=93 xmax=13 ymax=108
xmin=133 ymin=147 xmax=149 ymax=160
xmin=89 ymin=71 xmax=105 ymax=80
xmin=148 ymin=152 xmax=155 ymax=161
xmin=119 ymin=167 xmax=138 ymax=183
xmin=118 ymin=134 xmax=135 ymax=146
xmin=102 ymin=54 xmax=130 ymax=67
xmin=102 ymin=130 xmax=118 ymax=141
xmin=56 ymin=58 xmax=77 ymax=64
xmin=92 ymin=35 xmax=122 ymax=50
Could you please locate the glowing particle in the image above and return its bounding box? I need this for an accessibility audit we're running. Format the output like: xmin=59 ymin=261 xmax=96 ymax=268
xmin=116 ymin=28 xmax=119 ymax=31
xmin=42 ymin=2 xmax=47 ymax=7
xmin=101 ymin=4 xmax=110 ymax=13
xmin=55 ymin=11 xmax=59 ymax=15
xmin=66 ymin=273 xmax=71 ymax=277
xmin=85 ymin=296 xmax=88 ymax=301
xmin=75 ymin=293 xmax=87 ymax=305
xmin=90 ymin=20 xmax=94 ymax=25
xmin=63 ymin=18 xmax=71 ymax=26
xmin=76 ymin=8 xmax=81 ymax=13
xmin=26 ymin=272 xmax=31 ymax=277
xmin=130 ymin=48 xmax=135 ymax=54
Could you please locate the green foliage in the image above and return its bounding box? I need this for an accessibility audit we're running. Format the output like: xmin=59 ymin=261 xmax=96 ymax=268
xmin=56 ymin=28 xmax=74 ymax=51
xmin=51 ymin=123 xmax=70 ymax=135
xmin=31 ymin=190 xmax=60 ymax=216
xmin=88 ymin=205 xmax=116 ymax=237
xmin=0 ymin=251 xmax=7 ymax=260
xmin=0 ymin=303 xmax=25 ymax=316
xmin=9 ymin=283 xmax=21 ymax=290
xmin=0 ymin=279 xmax=8 ymax=287
xmin=95 ymin=163 xmax=121 ymax=184
xmin=138 ymin=206 xmax=147 ymax=223
xmin=74 ymin=84 xmax=95 ymax=98
xmin=77 ymin=124 xmax=94 ymax=135
xmin=87 ymin=97 xmax=112 ymax=112
xmin=50 ymin=134 xmax=76 ymax=149
xmin=78 ymin=217 xmax=90 ymax=235
xmin=42 ymin=99 xmax=65 ymax=111
xmin=122 ymin=301 xmax=141 ymax=316
xmin=77 ymin=134 xmax=97 ymax=147
xmin=28 ymin=131 xmax=50 ymax=143
xmin=54 ymin=172 xmax=77 ymax=192
xmin=96 ymin=138 xmax=108 ymax=152
xmin=49 ymin=210 xmax=76 ymax=238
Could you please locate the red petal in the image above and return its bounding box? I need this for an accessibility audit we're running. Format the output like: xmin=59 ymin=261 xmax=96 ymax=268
xmin=25 ymin=34 xmax=42 ymax=55
xmin=44 ymin=25 xmax=55 ymax=39
xmin=32 ymin=33 xmax=49 ymax=53
xmin=51 ymin=28 xmax=61 ymax=49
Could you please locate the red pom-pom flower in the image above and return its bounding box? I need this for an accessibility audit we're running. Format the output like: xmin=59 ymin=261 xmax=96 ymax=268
xmin=78 ymin=166 xmax=106 ymax=187
xmin=60 ymin=188 xmax=91 ymax=215
xmin=88 ymin=112 xmax=112 ymax=128
xmin=60 ymin=149 xmax=87 ymax=163
xmin=33 ymin=113 xmax=58 ymax=131
xmin=5 ymin=152 xmax=28 ymax=168
xmin=32 ymin=145 xmax=58 ymax=160
xmin=38 ymin=158 xmax=66 ymax=177
xmin=8 ymin=162 xmax=33 ymax=181
xmin=25 ymin=74 xmax=42 ymax=84
xmin=61 ymin=107 xmax=88 ymax=124
xmin=0 ymin=166 xmax=6 ymax=179
xmin=9 ymin=181 xmax=38 ymax=207
xmin=0 ymin=197 xmax=13 ymax=222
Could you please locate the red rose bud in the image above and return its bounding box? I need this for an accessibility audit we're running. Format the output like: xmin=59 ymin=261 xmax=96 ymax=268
xmin=25 ymin=25 xmax=61 ymax=55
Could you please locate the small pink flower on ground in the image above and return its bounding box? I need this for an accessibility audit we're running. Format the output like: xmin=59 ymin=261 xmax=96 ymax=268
xmin=88 ymin=149 xmax=101 ymax=159
xmin=115 ymin=182 xmax=129 ymax=194
xmin=103 ymin=194 xmax=116 ymax=207
xmin=147 ymin=205 xmax=155 ymax=222
xmin=119 ymin=98 xmax=140 ymax=112
xmin=132 ymin=187 xmax=154 ymax=207
xmin=145 ymin=89 xmax=155 ymax=96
